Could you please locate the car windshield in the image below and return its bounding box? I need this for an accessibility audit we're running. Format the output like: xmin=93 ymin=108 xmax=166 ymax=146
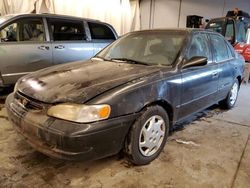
xmin=206 ymin=20 xmax=224 ymax=35
xmin=96 ymin=31 xmax=187 ymax=66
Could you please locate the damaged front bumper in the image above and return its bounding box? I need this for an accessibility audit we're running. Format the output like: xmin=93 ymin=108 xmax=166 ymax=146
xmin=5 ymin=93 xmax=138 ymax=161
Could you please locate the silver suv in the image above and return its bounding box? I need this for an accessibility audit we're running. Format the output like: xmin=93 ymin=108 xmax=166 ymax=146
xmin=0 ymin=13 xmax=118 ymax=88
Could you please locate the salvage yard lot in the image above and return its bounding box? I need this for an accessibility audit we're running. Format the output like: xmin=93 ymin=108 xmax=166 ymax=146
xmin=0 ymin=85 xmax=250 ymax=188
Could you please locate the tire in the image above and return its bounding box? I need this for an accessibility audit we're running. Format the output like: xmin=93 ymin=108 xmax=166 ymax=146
xmin=220 ymin=79 xmax=239 ymax=109
xmin=125 ymin=105 xmax=169 ymax=165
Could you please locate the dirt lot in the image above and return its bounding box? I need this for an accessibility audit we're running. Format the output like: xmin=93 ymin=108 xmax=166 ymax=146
xmin=0 ymin=85 xmax=249 ymax=188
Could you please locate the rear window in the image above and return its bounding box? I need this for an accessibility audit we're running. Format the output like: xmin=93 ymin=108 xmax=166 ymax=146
xmin=210 ymin=34 xmax=229 ymax=62
xmin=88 ymin=22 xmax=115 ymax=40
xmin=48 ymin=18 xmax=86 ymax=41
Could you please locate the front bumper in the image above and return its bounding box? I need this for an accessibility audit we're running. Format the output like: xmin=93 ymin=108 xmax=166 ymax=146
xmin=6 ymin=93 xmax=138 ymax=161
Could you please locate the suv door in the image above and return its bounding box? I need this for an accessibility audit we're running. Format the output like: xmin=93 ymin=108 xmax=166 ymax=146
xmin=47 ymin=18 xmax=94 ymax=64
xmin=209 ymin=34 xmax=235 ymax=101
xmin=225 ymin=19 xmax=235 ymax=44
xmin=179 ymin=33 xmax=219 ymax=119
xmin=0 ymin=17 xmax=52 ymax=85
xmin=87 ymin=22 xmax=117 ymax=55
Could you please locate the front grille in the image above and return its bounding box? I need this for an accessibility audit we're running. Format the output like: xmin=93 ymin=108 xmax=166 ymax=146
xmin=14 ymin=92 xmax=49 ymax=111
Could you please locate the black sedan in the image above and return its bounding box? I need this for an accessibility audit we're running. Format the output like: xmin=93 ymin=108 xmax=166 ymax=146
xmin=6 ymin=29 xmax=244 ymax=165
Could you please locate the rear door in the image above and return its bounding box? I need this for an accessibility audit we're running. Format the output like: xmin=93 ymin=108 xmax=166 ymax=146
xmin=0 ymin=16 xmax=52 ymax=85
xmin=209 ymin=34 xmax=235 ymax=101
xmin=179 ymin=32 xmax=219 ymax=119
xmin=87 ymin=22 xmax=117 ymax=55
xmin=47 ymin=18 xmax=94 ymax=64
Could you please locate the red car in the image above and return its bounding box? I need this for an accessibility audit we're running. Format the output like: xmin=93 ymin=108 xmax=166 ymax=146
xmin=206 ymin=9 xmax=250 ymax=62
xmin=234 ymin=27 xmax=250 ymax=62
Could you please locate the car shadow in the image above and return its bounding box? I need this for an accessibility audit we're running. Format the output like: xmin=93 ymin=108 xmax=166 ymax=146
xmin=1 ymin=93 xmax=228 ymax=186
xmin=169 ymin=104 xmax=226 ymax=134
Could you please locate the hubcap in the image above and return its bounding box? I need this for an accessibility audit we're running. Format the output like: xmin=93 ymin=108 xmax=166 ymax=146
xmin=229 ymin=82 xmax=238 ymax=105
xmin=139 ymin=115 xmax=165 ymax=157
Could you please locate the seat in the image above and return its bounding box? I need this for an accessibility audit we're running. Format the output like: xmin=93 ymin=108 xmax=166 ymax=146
xmin=148 ymin=42 xmax=169 ymax=65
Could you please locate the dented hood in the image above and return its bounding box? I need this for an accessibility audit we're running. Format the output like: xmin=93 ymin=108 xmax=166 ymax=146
xmin=17 ymin=59 xmax=162 ymax=103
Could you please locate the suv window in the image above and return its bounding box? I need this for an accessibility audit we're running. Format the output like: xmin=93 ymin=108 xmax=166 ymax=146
xmin=246 ymin=27 xmax=250 ymax=44
xmin=225 ymin=20 xmax=235 ymax=42
xmin=236 ymin=21 xmax=246 ymax=42
xmin=210 ymin=34 xmax=229 ymax=62
xmin=187 ymin=33 xmax=212 ymax=62
xmin=88 ymin=22 xmax=115 ymax=40
xmin=0 ymin=18 xmax=45 ymax=42
xmin=48 ymin=18 xmax=86 ymax=41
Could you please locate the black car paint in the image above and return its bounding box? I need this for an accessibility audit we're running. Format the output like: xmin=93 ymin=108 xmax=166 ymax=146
xmin=16 ymin=60 xmax=163 ymax=104
xmin=6 ymin=29 xmax=244 ymax=161
xmin=6 ymin=93 xmax=138 ymax=160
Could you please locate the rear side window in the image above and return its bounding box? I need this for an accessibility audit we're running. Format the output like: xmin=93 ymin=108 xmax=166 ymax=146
xmin=48 ymin=18 xmax=86 ymax=41
xmin=88 ymin=22 xmax=115 ymax=40
xmin=236 ymin=21 xmax=246 ymax=42
xmin=226 ymin=42 xmax=234 ymax=59
xmin=187 ymin=33 xmax=212 ymax=62
xmin=0 ymin=18 xmax=45 ymax=42
xmin=210 ymin=34 xmax=229 ymax=62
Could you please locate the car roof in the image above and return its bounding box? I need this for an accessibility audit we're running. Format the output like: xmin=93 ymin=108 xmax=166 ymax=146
xmin=2 ymin=13 xmax=102 ymax=23
xmin=127 ymin=28 xmax=219 ymax=35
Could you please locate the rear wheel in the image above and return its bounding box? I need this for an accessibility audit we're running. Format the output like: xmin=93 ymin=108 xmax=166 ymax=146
xmin=125 ymin=105 xmax=169 ymax=165
xmin=220 ymin=79 xmax=239 ymax=109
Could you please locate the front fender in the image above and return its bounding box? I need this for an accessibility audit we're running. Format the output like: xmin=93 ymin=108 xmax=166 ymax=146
xmin=87 ymin=73 xmax=181 ymax=121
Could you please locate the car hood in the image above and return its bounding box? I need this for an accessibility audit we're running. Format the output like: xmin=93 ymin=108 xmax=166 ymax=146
xmin=17 ymin=59 xmax=163 ymax=104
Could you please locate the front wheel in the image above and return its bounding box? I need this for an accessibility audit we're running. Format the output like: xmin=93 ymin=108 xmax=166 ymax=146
xmin=125 ymin=105 xmax=169 ymax=165
xmin=220 ymin=79 xmax=239 ymax=109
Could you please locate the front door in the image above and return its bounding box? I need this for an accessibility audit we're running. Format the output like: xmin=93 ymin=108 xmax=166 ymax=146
xmin=178 ymin=33 xmax=219 ymax=119
xmin=0 ymin=17 xmax=52 ymax=85
xmin=47 ymin=18 xmax=94 ymax=65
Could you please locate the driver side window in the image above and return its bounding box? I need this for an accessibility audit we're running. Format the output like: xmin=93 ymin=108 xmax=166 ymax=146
xmin=0 ymin=18 xmax=45 ymax=43
xmin=187 ymin=33 xmax=211 ymax=62
xmin=0 ymin=23 xmax=17 ymax=42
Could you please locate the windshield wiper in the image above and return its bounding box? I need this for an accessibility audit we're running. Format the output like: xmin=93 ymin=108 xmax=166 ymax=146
xmin=110 ymin=58 xmax=150 ymax=66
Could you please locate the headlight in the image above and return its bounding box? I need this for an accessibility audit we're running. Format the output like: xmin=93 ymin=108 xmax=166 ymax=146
xmin=47 ymin=103 xmax=111 ymax=123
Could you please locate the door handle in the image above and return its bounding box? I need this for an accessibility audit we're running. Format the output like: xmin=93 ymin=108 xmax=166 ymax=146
xmin=212 ymin=72 xmax=218 ymax=78
xmin=55 ymin=45 xmax=65 ymax=49
xmin=38 ymin=46 xmax=49 ymax=50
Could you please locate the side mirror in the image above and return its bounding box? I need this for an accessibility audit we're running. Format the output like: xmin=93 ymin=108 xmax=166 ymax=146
xmin=182 ymin=56 xmax=208 ymax=69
